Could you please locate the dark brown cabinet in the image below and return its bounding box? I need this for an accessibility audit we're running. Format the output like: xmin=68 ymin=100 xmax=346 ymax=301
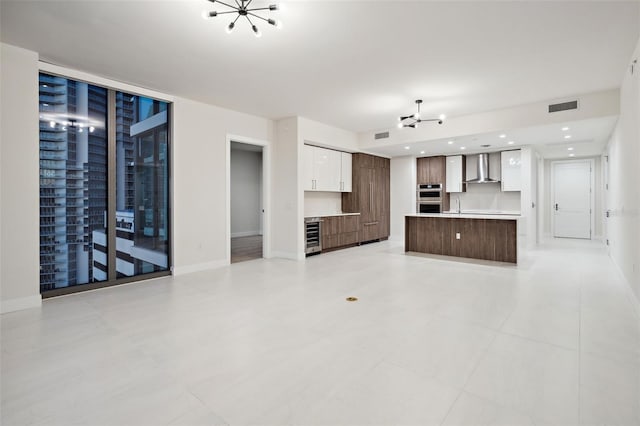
xmin=342 ymin=153 xmax=390 ymax=243
xmin=321 ymin=215 xmax=360 ymax=251
xmin=417 ymin=156 xmax=446 ymax=185
xmin=417 ymin=155 xmax=450 ymax=211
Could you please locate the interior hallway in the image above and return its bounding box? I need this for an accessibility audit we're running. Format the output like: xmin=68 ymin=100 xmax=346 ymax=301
xmin=1 ymin=239 xmax=638 ymax=425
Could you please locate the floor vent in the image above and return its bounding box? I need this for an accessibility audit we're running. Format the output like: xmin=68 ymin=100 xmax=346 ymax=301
xmin=374 ymin=131 xmax=389 ymax=140
xmin=548 ymin=100 xmax=578 ymax=113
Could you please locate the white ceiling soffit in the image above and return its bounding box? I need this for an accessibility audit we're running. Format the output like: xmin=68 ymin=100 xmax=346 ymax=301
xmin=368 ymin=115 xmax=619 ymax=159
xmin=1 ymin=1 xmax=638 ymax=134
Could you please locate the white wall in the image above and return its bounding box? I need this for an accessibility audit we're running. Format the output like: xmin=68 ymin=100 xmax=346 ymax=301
xmin=304 ymin=192 xmax=342 ymax=217
xmin=273 ymin=117 xmax=303 ymax=260
xmin=299 ymin=116 xmax=359 ymax=152
xmin=605 ymin=36 xmax=640 ymax=303
xmin=230 ymin=148 xmax=262 ymax=237
xmin=390 ymin=156 xmax=416 ymax=241
xmin=171 ymin=99 xmax=274 ymax=274
xmin=0 ymin=44 xmax=41 ymax=313
xmin=456 ymin=185 xmax=521 ymax=212
xmin=0 ymin=43 xmax=278 ymax=310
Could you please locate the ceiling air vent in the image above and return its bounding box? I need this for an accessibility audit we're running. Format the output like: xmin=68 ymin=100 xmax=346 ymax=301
xmin=374 ymin=131 xmax=390 ymax=140
xmin=548 ymin=100 xmax=578 ymax=113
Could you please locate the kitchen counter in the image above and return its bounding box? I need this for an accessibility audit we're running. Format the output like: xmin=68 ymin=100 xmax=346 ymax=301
xmin=405 ymin=214 xmax=517 ymax=263
xmin=305 ymin=213 xmax=361 ymax=218
xmin=407 ymin=212 xmax=521 ymax=220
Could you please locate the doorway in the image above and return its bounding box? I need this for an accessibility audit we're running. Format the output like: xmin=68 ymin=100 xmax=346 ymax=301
xmin=552 ymin=159 xmax=594 ymax=239
xmin=230 ymin=141 xmax=264 ymax=263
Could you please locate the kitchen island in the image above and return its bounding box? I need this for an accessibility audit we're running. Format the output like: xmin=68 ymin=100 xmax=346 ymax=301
xmin=405 ymin=213 xmax=519 ymax=263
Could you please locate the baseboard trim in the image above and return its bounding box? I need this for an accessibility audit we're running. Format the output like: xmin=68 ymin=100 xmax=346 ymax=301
xmin=230 ymin=231 xmax=262 ymax=238
xmin=1 ymin=295 xmax=42 ymax=314
xmin=173 ymin=259 xmax=228 ymax=276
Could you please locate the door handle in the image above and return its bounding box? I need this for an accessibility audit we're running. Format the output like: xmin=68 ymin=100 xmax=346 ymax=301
xmin=370 ymin=183 xmax=373 ymax=211
xmin=555 ymin=203 xmax=558 ymax=211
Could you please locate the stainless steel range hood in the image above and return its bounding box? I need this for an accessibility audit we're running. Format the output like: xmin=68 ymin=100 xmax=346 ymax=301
xmin=465 ymin=153 xmax=500 ymax=183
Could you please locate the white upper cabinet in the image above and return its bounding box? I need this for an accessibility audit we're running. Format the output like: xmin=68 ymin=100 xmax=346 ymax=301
xmin=304 ymin=145 xmax=352 ymax=192
xmin=315 ymin=148 xmax=341 ymax=191
xmin=501 ymin=149 xmax=522 ymax=191
xmin=445 ymin=155 xmax=465 ymax=193
xmin=340 ymin=152 xmax=352 ymax=192
xmin=303 ymin=144 xmax=315 ymax=190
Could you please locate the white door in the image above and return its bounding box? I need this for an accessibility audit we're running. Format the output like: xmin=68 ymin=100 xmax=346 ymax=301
xmin=553 ymin=160 xmax=592 ymax=239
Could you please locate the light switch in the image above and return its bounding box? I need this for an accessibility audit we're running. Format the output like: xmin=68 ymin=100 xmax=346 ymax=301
xmin=456 ymin=232 xmax=461 ymax=240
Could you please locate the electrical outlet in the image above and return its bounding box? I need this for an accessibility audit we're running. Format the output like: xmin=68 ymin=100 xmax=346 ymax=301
xmin=456 ymin=232 xmax=461 ymax=240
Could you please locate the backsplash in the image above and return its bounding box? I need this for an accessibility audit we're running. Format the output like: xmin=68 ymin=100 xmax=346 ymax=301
xmin=304 ymin=192 xmax=343 ymax=216
xmin=452 ymin=183 xmax=521 ymax=212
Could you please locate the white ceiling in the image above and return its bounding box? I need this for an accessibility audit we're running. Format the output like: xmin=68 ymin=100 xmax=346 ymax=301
xmin=1 ymin=1 xmax=638 ymax=137
xmin=368 ymin=115 xmax=619 ymax=159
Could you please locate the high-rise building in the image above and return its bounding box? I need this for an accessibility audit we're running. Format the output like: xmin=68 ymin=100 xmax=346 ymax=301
xmin=38 ymin=73 xmax=107 ymax=291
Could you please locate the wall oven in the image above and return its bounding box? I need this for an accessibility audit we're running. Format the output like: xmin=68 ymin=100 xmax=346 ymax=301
xmin=417 ymin=183 xmax=442 ymax=202
xmin=416 ymin=183 xmax=443 ymax=214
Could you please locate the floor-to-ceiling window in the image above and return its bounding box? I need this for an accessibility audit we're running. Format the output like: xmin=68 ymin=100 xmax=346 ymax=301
xmin=38 ymin=73 xmax=171 ymax=297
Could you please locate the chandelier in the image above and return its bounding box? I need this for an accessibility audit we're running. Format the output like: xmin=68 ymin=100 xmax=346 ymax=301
xmin=202 ymin=0 xmax=281 ymax=37
xmin=398 ymin=100 xmax=446 ymax=128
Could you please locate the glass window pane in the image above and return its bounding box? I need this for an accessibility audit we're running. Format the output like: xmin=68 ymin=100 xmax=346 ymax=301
xmin=116 ymin=93 xmax=170 ymax=277
xmin=39 ymin=73 xmax=108 ymax=292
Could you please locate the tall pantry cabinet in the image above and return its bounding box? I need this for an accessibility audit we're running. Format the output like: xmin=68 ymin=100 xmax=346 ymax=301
xmin=342 ymin=153 xmax=390 ymax=243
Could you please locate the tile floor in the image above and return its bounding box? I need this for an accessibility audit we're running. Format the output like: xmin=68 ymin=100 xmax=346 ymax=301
xmin=1 ymin=238 xmax=639 ymax=425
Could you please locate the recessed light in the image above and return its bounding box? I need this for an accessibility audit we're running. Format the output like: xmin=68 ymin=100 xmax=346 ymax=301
xmin=569 ymin=153 xmax=575 ymax=157
xmin=404 ymin=146 xmax=410 ymax=150
xmin=420 ymin=151 xmax=425 ymax=154
xmin=564 ymin=135 xmax=571 ymax=139
xmin=568 ymin=147 xmax=574 ymax=151
xmin=562 ymin=127 xmax=570 ymax=131
xmin=460 ymin=147 xmax=466 ymax=150
xmin=499 ymin=134 xmax=506 ymax=138
xmin=507 ymin=141 xmax=514 ymax=145
xmin=447 ymin=141 xmax=454 ymax=145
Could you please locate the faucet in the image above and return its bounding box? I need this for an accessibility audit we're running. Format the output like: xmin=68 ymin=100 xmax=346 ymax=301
xmin=455 ymin=197 xmax=461 ymax=214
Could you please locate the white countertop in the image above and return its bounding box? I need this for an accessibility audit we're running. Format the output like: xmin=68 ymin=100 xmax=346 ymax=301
xmin=305 ymin=212 xmax=361 ymax=218
xmin=406 ymin=212 xmax=521 ymax=220
xmin=444 ymin=209 xmax=521 ymax=215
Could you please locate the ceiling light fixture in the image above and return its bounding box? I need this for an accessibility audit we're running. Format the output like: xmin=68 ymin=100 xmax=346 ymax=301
xmin=420 ymin=151 xmax=425 ymax=154
xmin=202 ymin=0 xmax=281 ymax=37
xmin=447 ymin=141 xmax=454 ymax=145
xmin=507 ymin=141 xmax=514 ymax=145
xmin=460 ymin=147 xmax=466 ymax=150
xmin=499 ymin=134 xmax=506 ymax=138
xmin=567 ymin=147 xmax=574 ymax=151
xmin=569 ymin=153 xmax=575 ymax=157
xmin=398 ymin=100 xmax=445 ymax=129
xmin=404 ymin=146 xmax=410 ymax=150
xmin=562 ymin=127 xmax=570 ymax=131
xmin=564 ymin=135 xmax=572 ymax=139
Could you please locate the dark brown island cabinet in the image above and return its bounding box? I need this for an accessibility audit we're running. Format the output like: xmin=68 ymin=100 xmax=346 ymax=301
xmin=342 ymin=153 xmax=390 ymax=243
xmin=405 ymin=215 xmax=518 ymax=263
xmin=321 ymin=215 xmax=360 ymax=251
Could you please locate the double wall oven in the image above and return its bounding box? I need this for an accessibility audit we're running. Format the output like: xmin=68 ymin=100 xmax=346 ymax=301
xmin=416 ymin=183 xmax=443 ymax=214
